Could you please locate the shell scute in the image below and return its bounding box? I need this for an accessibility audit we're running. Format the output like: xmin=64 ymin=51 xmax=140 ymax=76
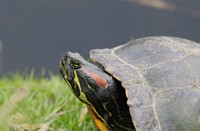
xmin=105 ymin=64 xmax=140 ymax=81
xmin=143 ymin=61 xmax=192 ymax=92
xmin=130 ymin=106 xmax=160 ymax=131
xmin=156 ymin=88 xmax=200 ymax=130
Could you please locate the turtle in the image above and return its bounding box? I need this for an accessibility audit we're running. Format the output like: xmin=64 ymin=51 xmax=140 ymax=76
xmin=59 ymin=36 xmax=200 ymax=131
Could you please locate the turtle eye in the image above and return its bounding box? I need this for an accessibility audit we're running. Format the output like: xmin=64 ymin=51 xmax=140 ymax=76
xmin=70 ymin=59 xmax=81 ymax=69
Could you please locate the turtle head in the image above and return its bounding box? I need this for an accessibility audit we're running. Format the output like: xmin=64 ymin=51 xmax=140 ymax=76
xmin=59 ymin=51 xmax=118 ymax=106
xmin=59 ymin=52 xmax=134 ymax=130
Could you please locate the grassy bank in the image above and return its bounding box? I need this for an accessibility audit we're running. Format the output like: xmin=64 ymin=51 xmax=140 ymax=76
xmin=0 ymin=71 xmax=94 ymax=131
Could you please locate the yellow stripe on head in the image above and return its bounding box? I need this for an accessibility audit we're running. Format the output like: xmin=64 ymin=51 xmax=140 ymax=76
xmin=73 ymin=71 xmax=91 ymax=106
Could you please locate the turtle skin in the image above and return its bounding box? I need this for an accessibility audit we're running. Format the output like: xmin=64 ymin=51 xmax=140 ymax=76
xmin=90 ymin=36 xmax=200 ymax=131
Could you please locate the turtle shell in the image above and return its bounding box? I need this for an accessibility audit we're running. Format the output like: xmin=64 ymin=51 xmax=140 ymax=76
xmin=90 ymin=36 xmax=200 ymax=131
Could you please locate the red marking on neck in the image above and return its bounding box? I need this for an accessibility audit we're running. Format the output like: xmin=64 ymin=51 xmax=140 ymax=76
xmin=82 ymin=67 xmax=108 ymax=88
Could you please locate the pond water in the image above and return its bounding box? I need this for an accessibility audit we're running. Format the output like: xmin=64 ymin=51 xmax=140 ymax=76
xmin=0 ymin=0 xmax=199 ymax=76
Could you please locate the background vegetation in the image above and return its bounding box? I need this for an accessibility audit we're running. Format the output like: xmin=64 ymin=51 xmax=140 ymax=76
xmin=0 ymin=71 xmax=94 ymax=131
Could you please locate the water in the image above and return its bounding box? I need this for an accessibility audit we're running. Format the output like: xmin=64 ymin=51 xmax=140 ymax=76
xmin=0 ymin=0 xmax=199 ymax=76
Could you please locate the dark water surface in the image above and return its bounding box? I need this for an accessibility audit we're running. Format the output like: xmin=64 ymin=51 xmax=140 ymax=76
xmin=0 ymin=0 xmax=200 ymax=76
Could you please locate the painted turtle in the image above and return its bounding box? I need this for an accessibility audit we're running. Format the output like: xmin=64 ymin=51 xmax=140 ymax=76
xmin=59 ymin=36 xmax=200 ymax=131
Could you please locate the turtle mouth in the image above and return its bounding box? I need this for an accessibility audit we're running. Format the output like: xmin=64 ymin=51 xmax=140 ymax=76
xmin=59 ymin=54 xmax=73 ymax=82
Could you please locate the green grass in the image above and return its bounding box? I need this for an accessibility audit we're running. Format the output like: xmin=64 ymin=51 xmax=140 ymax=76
xmin=0 ymin=71 xmax=94 ymax=131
